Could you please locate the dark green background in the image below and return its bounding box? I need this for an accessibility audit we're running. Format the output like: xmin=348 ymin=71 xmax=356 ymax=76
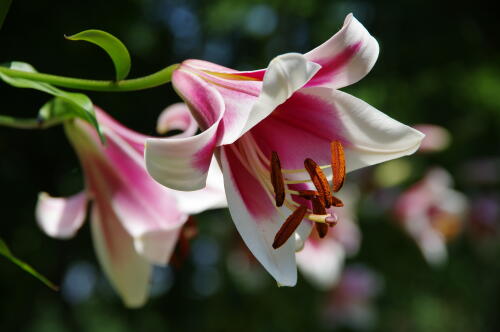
xmin=1 ymin=0 xmax=499 ymax=331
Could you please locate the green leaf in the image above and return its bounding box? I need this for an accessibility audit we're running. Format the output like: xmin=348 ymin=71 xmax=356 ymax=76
xmin=0 ymin=61 xmax=105 ymax=142
xmin=0 ymin=237 xmax=58 ymax=291
xmin=66 ymin=29 xmax=131 ymax=81
xmin=0 ymin=0 xmax=12 ymax=31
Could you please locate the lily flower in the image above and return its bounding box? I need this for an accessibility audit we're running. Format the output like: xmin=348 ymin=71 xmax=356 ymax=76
xmin=36 ymin=105 xmax=226 ymax=307
xmin=394 ymin=168 xmax=467 ymax=265
xmin=296 ymin=185 xmax=361 ymax=289
xmin=145 ymin=14 xmax=424 ymax=286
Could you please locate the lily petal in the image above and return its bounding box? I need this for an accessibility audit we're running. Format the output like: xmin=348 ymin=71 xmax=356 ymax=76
xmin=67 ymin=120 xmax=188 ymax=266
xmin=95 ymin=108 xmax=147 ymax=154
xmin=133 ymin=227 xmax=183 ymax=266
xmin=36 ymin=191 xmax=88 ymax=239
xmin=321 ymin=88 xmax=425 ymax=172
xmin=221 ymin=147 xmax=297 ymax=286
xmin=296 ymin=239 xmax=345 ymax=289
xmin=305 ymin=13 xmax=379 ymax=89
xmin=99 ymin=129 xmax=188 ymax=265
xmin=156 ymin=102 xmax=198 ymax=138
xmin=182 ymin=54 xmax=320 ymax=145
xmin=171 ymin=159 xmax=227 ymax=215
xmin=90 ymin=204 xmax=151 ymax=308
xmin=252 ymin=87 xmax=424 ymax=172
xmin=239 ymin=53 xmax=321 ymax=138
xmin=145 ymin=70 xmax=225 ymax=191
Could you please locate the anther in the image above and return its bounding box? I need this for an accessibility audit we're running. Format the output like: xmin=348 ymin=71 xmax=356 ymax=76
xmin=297 ymin=190 xmax=319 ymax=200
xmin=311 ymin=196 xmax=326 ymax=215
xmin=270 ymin=151 xmax=285 ymax=207
xmin=273 ymin=205 xmax=308 ymax=249
xmin=331 ymin=195 xmax=344 ymax=207
xmin=330 ymin=141 xmax=346 ymax=192
xmin=316 ymin=223 xmax=329 ymax=238
xmin=304 ymin=158 xmax=333 ymax=208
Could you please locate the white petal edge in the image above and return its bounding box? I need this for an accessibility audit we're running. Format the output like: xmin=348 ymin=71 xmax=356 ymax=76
xmin=36 ymin=191 xmax=88 ymax=239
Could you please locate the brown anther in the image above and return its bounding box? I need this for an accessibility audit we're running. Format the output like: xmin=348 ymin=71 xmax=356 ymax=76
xmin=297 ymin=190 xmax=319 ymax=200
xmin=304 ymin=158 xmax=333 ymax=208
xmin=330 ymin=195 xmax=344 ymax=207
xmin=330 ymin=141 xmax=346 ymax=192
xmin=272 ymin=205 xmax=307 ymax=249
xmin=316 ymin=223 xmax=329 ymax=238
xmin=311 ymin=196 xmax=327 ymax=215
xmin=270 ymin=151 xmax=285 ymax=207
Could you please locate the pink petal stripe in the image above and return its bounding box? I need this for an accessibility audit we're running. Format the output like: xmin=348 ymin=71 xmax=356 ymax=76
xmin=305 ymin=14 xmax=379 ymax=89
xmin=146 ymin=70 xmax=225 ymax=191
xmin=251 ymin=90 xmax=346 ymax=170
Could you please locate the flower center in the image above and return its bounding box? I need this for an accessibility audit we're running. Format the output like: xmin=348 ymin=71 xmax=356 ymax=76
xmin=229 ymin=134 xmax=346 ymax=249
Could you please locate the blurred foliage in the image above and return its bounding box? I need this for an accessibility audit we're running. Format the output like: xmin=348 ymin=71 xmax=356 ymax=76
xmin=1 ymin=0 xmax=499 ymax=331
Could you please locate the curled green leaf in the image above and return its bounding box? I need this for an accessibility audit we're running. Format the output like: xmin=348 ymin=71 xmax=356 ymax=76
xmin=66 ymin=29 xmax=131 ymax=81
xmin=0 ymin=61 xmax=105 ymax=142
xmin=0 ymin=0 xmax=12 ymax=31
xmin=0 ymin=238 xmax=58 ymax=291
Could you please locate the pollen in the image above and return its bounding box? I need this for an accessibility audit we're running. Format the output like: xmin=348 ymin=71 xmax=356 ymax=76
xmin=270 ymin=151 xmax=285 ymax=207
xmin=331 ymin=195 xmax=344 ymax=207
xmin=272 ymin=205 xmax=308 ymax=249
xmin=304 ymin=158 xmax=333 ymax=208
xmin=316 ymin=223 xmax=329 ymax=238
xmin=297 ymin=189 xmax=319 ymax=200
xmin=331 ymin=141 xmax=346 ymax=192
xmin=265 ymin=141 xmax=347 ymax=250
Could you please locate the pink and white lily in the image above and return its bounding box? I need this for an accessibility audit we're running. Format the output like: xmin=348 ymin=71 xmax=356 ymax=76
xmin=36 ymin=105 xmax=226 ymax=307
xmin=296 ymin=185 xmax=361 ymax=289
xmin=145 ymin=14 xmax=424 ymax=286
xmin=394 ymin=168 xmax=467 ymax=265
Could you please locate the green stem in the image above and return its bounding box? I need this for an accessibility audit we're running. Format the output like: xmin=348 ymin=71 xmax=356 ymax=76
xmin=0 ymin=63 xmax=179 ymax=92
xmin=0 ymin=115 xmax=63 ymax=129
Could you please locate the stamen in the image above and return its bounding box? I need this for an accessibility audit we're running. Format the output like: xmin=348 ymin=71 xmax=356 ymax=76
xmin=316 ymin=223 xmax=329 ymax=238
xmin=297 ymin=190 xmax=319 ymax=200
xmin=273 ymin=205 xmax=308 ymax=249
xmin=311 ymin=196 xmax=326 ymax=215
xmin=331 ymin=195 xmax=344 ymax=207
xmin=304 ymin=158 xmax=333 ymax=208
xmin=308 ymin=214 xmax=332 ymax=223
xmin=325 ymin=215 xmax=338 ymax=226
xmin=331 ymin=141 xmax=346 ymax=192
xmin=282 ymin=164 xmax=331 ymax=174
xmin=270 ymin=151 xmax=285 ymax=207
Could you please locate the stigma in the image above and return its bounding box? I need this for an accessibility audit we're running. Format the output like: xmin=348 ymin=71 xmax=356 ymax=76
xmin=271 ymin=141 xmax=346 ymax=249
